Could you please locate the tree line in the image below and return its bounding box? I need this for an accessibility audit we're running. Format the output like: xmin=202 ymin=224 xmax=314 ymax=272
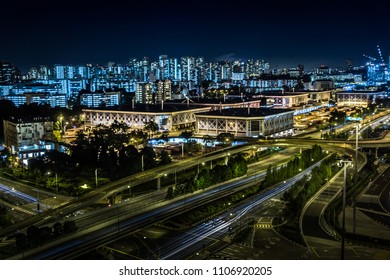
xmin=14 ymin=220 xmax=77 ymax=251
xmin=166 ymin=153 xmax=247 ymax=199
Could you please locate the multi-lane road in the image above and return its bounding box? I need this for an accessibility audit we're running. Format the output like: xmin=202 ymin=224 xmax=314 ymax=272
xmin=2 ymin=125 xmax=390 ymax=259
xmin=5 ymin=146 xmax=302 ymax=259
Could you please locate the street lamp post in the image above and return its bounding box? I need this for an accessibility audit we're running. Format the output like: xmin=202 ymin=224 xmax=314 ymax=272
xmin=127 ymin=184 xmax=131 ymax=196
xmin=116 ymin=204 xmax=120 ymax=233
xmin=95 ymin=168 xmax=98 ymax=188
xmin=55 ymin=173 xmax=58 ymax=193
xmin=59 ymin=116 xmax=64 ymax=132
xmin=47 ymin=172 xmax=58 ymax=193
xmin=37 ymin=189 xmax=40 ymax=212
xmin=353 ymin=124 xmax=360 ymax=234
xmin=339 ymin=158 xmax=353 ymax=260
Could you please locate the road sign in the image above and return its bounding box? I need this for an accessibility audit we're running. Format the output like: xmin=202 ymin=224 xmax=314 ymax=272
xmin=346 ymin=116 xmax=363 ymax=121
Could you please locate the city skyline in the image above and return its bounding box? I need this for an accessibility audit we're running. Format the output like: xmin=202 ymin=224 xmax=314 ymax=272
xmin=2 ymin=0 xmax=389 ymax=73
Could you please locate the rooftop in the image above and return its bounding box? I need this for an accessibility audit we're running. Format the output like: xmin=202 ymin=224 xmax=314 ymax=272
xmin=259 ymin=91 xmax=309 ymax=97
xmin=83 ymin=102 xmax=210 ymax=113
xmin=195 ymin=107 xmax=294 ymax=118
xmin=336 ymin=90 xmax=386 ymax=94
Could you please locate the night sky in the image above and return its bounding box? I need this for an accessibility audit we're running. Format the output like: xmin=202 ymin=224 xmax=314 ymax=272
xmin=2 ymin=0 xmax=389 ymax=73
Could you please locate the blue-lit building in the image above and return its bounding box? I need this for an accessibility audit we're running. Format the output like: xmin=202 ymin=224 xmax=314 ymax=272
xmin=80 ymin=91 xmax=121 ymax=107
xmin=0 ymin=95 xmax=27 ymax=106
xmin=27 ymin=93 xmax=67 ymax=107
xmin=1 ymin=93 xmax=66 ymax=108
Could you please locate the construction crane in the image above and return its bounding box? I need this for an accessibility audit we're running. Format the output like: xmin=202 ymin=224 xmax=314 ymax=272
xmin=377 ymin=45 xmax=385 ymax=64
xmin=363 ymin=54 xmax=377 ymax=62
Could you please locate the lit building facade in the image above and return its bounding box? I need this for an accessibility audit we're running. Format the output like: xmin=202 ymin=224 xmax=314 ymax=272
xmin=0 ymin=61 xmax=19 ymax=84
xmin=335 ymin=90 xmax=385 ymax=107
xmin=156 ymin=80 xmax=172 ymax=101
xmin=3 ymin=118 xmax=54 ymax=160
xmin=83 ymin=104 xmax=211 ymax=131
xmin=260 ymin=92 xmax=309 ymax=108
xmin=195 ymin=108 xmax=294 ymax=138
xmin=135 ymin=82 xmax=153 ymax=104
xmin=1 ymin=93 xmax=66 ymax=107
xmin=80 ymin=92 xmax=121 ymax=107
xmin=0 ymin=95 xmax=27 ymax=106
xmin=27 ymin=93 xmax=67 ymax=107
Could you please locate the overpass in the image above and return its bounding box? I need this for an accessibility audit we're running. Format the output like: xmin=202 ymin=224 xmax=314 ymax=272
xmin=264 ymin=131 xmax=390 ymax=149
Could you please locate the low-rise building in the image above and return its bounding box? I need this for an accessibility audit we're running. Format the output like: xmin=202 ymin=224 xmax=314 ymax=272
xmin=3 ymin=117 xmax=54 ymax=161
xmin=335 ymin=90 xmax=385 ymax=107
xmin=83 ymin=103 xmax=211 ymax=131
xmin=259 ymin=91 xmax=309 ymax=108
xmin=195 ymin=107 xmax=294 ymax=138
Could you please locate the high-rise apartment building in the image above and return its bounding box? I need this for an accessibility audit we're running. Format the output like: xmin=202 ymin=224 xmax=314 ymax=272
xmin=156 ymin=79 xmax=172 ymax=101
xmin=80 ymin=92 xmax=121 ymax=107
xmin=169 ymin=57 xmax=181 ymax=81
xmin=0 ymin=62 xmax=19 ymax=84
xmin=135 ymin=82 xmax=153 ymax=104
xmin=181 ymin=56 xmax=196 ymax=83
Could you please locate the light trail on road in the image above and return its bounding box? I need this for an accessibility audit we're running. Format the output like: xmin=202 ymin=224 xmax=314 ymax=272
xmin=160 ymin=160 xmax=323 ymax=259
xmin=0 ymin=183 xmax=37 ymax=203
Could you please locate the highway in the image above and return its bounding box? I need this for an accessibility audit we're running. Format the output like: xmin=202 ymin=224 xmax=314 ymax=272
xmin=0 ymin=142 xmax=266 ymax=239
xmin=300 ymin=143 xmax=390 ymax=259
xmin=65 ymin=147 xmax=301 ymax=233
xmin=7 ymin=147 xmax=302 ymax=259
xmin=356 ymin=165 xmax=390 ymax=226
xmin=158 ymin=159 xmax=325 ymax=259
xmin=0 ymin=131 xmax=379 ymax=259
xmin=1 ymin=126 xmax=384 ymax=240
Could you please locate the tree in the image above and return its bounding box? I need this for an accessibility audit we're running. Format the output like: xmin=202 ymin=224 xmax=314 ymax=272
xmin=159 ymin=130 xmax=169 ymax=142
xmin=211 ymin=164 xmax=225 ymax=183
xmin=52 ymin=222 xmax=63 ymax=237
xmin=130 ymin=129 xmax=148 ymax=146
xmin=14 ymin=233 xmax=28 ymax=250
xmin=159 ymin=150 xmax=172 ymax=165
xmin=0 ymin=205 xmax=11 ymax=227
xmin=63 ymin=220 xmax=78 ymax=234
xmin=203 ymin=135 xmax=215 ymax=147
xmin=118 ymin=144 xmax=140 ymax=173
xmin=143 ymin=120 xmax=159 ymax=139
xmin=185 ymin=139 xmax=202 ymax=154
xmin=0 ymin=147 xmax=10 ymax=168
xmin=217 ymin=132 xmax=234 ymax=146
xmin=71 ymin=121 xmax=132 ymax=167
xmin=166 ymin=186 xmax=174 ymax=199
xmin=27 ymin=225 xmax=41 ymax=246
xmin=140 ymin=146 xmax=157 ymax=170
xmin=227 ymin=153 xmax=247 ymax=178
xmin=179 ymin=130 xmax=193 ymax=142
xmin=39 ymin=226 xmax=53 ymax=241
